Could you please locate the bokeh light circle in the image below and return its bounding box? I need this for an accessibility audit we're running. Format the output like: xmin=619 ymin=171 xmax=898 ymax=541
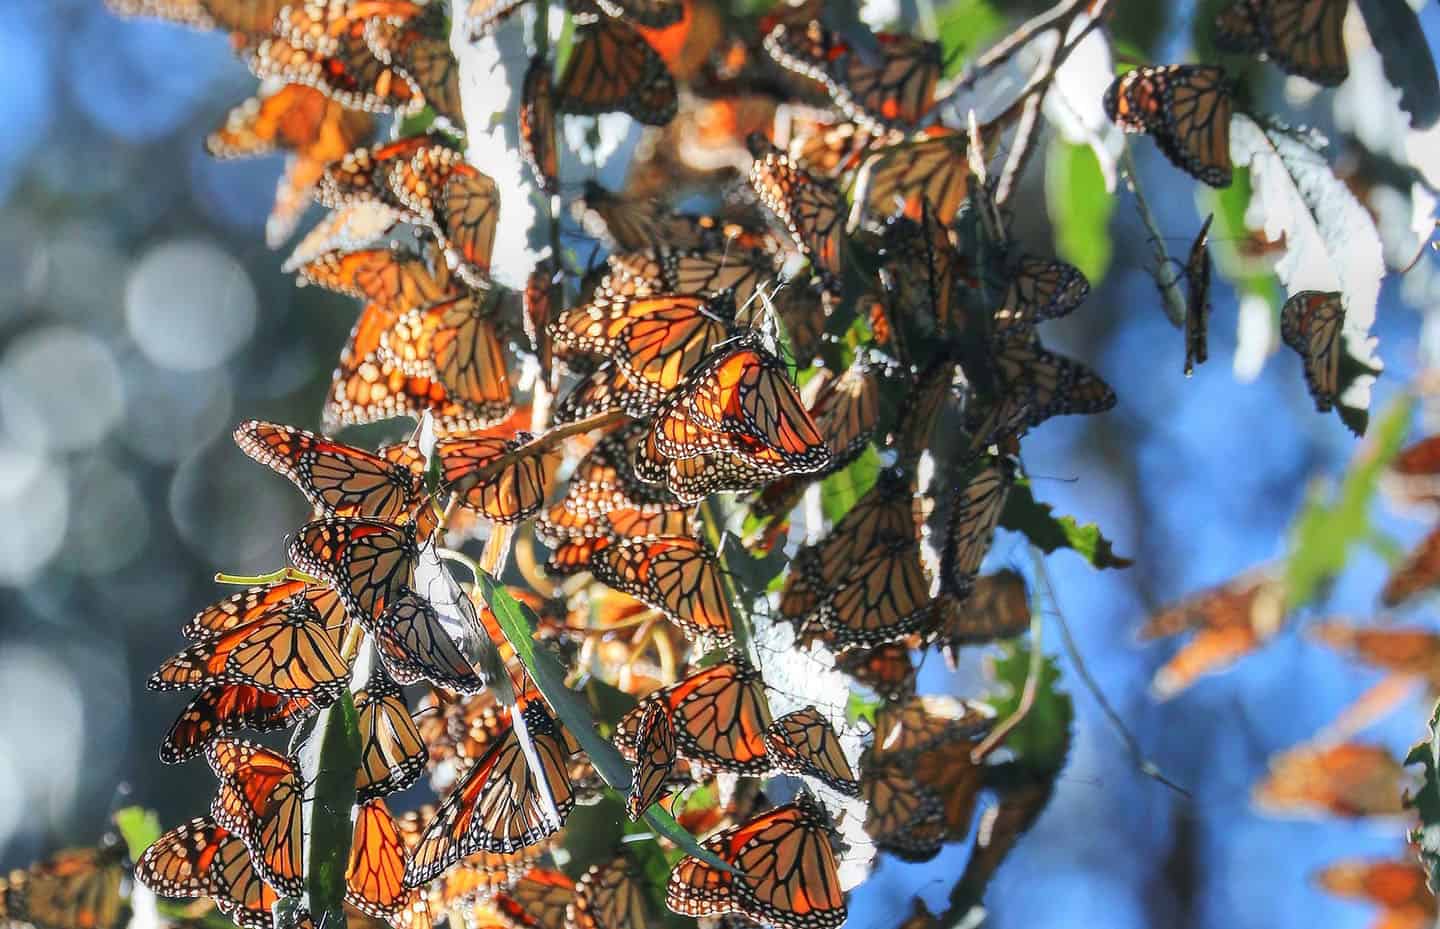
xmin=0 ymin=326 xmax=124 ymax=452
xmin=0 ymin=444 xmax=69 ymax=588
xmin=125 ymin=239 xmax=257 ymax=372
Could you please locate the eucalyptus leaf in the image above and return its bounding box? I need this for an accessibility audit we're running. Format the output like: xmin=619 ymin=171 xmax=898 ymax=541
xmin=298 ymin=690 xmax=360 ymax=921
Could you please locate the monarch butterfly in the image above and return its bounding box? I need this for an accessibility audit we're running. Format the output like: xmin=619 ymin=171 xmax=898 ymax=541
xmin=135 ymin=818 xmax=275 ymax=929
xmin=807 ymin=360 xmax=881 ymax=466
xmin=569 ymin=853 xmax=651 ymax=929
xmin=318 ymin=137 xmax=435 ymax=213
xmin=1315 ymin=859 xmax=1434 ymax=919
xmin=1381 ymin=525 xmax=1440 ymax=607
xmin=877 ymin=207 xmax=968 ymax=338
xmin=388 ymin=151 xmax=500 ymax=285
xmin=1182 ymin=214 xmax=1214 ymax=376
xmin=558 ymin=422 xmax=685 ymax=516
xmin=235 ymin=421 xmax=437 ymax=536
xmin=104 ymin=0 xmax=286 ymax=38
xmin=325 ymin=302 xmax=502 ymax=432
xmin=553 ymin=291 xmax=738 ymax=407
xmin=540 ymin=508 xmax=696 ymax=577
xmin=654 ymin=334 xmax=832 ymax=473
xmin=834 ymin=642 xmax=917 ymax=702
xmin=437 ymin=431 xmax=561 ymax=524
xmin=149 ymin=593 xmax=350 ymax=697
xmin=627 ymin=702 xmax=678 ymax=821
xmin=206 ymin=740 xmax=306 ymax=895
xmin=782 ymin=111 xmax=890 ymax=180
xmin=273 ymin=2 xmax=424 ymax=54
xmin=967 ymin=335 xmax=1117 ymax=444
xmin=206 ymin=83 xmax=375 ymax=248
xmin=347 ymin=800 xmax=412 ymax=922
xmin=934 ymin=569 xmax=1029 ymax=665
xmin=404 ymin=699 xmax=575 ymax=885
xmin=183 ymin=578 xmax=348 ymax=642
xmin=1140 ymin=572 xmax=1287 ymax=698
xmin=551 ymin=363 xmax=636 ymax=423
xmin=617 ymin=660 xmax=772 ymax=774
xmin=1252 ymin=741 xmax=1404 ymax=819
xmin=908 ymin=733 xmax=986 ymax=835
xmin=748 ymin=134 xmax=846 ymax=288
xmin=288 ymin=517 xmax=418 ymax=625
xmin=587 ymin=536 xmax=735 ymax=644
xmin=160 ymin=683 xmax=327 ymax=764
xmin=1104 ymin=65 xmax=1234 ymax=188
xmin=1280 ymin=290 xmax=1345 ymax=413
xmin=617 ymin=246 xmax=780 ymax=308
xmin=381 ymin=295 xmax=515 ymax=424
xmin=519 ymin=57 xmax=558 ymax=194
xmin=556 ymin=18 xmax=678 ymax=126
xmin=991 ymin=255 xmax=1089 ymax=336
xmin=765 ymin=22 xmax=940 ymax=131
xmin=373 ymin=590 xmax=486 ymax=693
xmin=665 ymin=795 xmax=846 ymax=929
xmin=825 ymin=536 xmax=936 ymax=648
xmin=869 ymin=695 xmax=993 ymax=762
xmin=764 ymin=707 xmax=859 ymax=796
xmin=1382 ymin=434 xmax=1440 ymax=509
xmin=1308 ymin=622 xmax=1440 ymax=684
xmin=859 ymin=762 xmax=946 ymax=862
xmin=1215 ymin=0 xmax=1349 ymax=86
xmin=939 ymin=457 xmax=1014 ymax=598
xmin=364 ymin=6 xmax=464 ymax=126
xmin=354 ymin=668 xmax=429 ymax=800
xmin=250 ymin=35 xmax=424 ymax=116
xmin=779 ymin=469 xmax=919 ymax=622
xmin=492 ymin=868 xmax=573 ymax=929
xmin=854 ymin=131 xmax=970 ymax=226
xmin=297 ymin=244 xmax=455 ymax=315
xmin=395 ymin=805 xmax=543 ymax=903
xmin=656 ymin=443 xmax=794 ymax=503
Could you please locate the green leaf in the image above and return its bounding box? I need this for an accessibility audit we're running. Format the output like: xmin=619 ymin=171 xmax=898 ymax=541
xmin=559 ymin=795 xmax=625 ymax=878
xmin=474 ymin=571 xmax=732 ymax=872
xmin=1282 ymin=394 xmax=1413 ymax=611
xmin=986 ymin=644 xmax=1073 ymax=775
xmin=720 ymin=530 xmax=786 ymax=595
xmin=297 ymin=689 xmax=360 ymax=922
xmin=936 ymin=0 xmax=1006 ymax=76
xmin=1000 ymin=478 xmax=1133 ymax=570
xmin=820 ymin=445 xmax=880 ymax=524
xmin=1406 ymin=698 xmax=1440 ymax=891
xmin=113 ymin=807 xmax=162 ymax=863
xmin=1046 ymin=142 xmax=1114 ymax=283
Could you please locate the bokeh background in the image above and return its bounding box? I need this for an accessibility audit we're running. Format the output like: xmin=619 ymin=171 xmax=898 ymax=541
xmin=3 ymin=1 xmax=1440 ymax=927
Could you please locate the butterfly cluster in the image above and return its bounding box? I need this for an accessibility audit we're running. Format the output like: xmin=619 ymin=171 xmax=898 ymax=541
xmin=54 ymin=2 xmax=1344 ymax=929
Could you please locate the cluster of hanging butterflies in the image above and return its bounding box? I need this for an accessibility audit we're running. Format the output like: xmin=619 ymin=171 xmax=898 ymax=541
xmin=1102 ymin=1 xmax=1356 ymax=407
xmin=79 ymin=2 xmax=1168 ymax=929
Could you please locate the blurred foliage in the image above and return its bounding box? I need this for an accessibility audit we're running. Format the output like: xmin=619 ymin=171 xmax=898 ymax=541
xmin=987 ymin=644 xmax=1072 ymax=775
xmin=1047 ymin=142 xmax=1114 ymax=283
xmin=113 ymin=807 xmax=161 ymax=863
xmin=1282 ymin=396 xmax=1412 ymax=611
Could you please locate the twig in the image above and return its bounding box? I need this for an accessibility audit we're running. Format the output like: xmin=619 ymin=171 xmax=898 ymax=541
xmin=1029 ymin=545 xmax=1192 ymax=798
xmin=1120 ymin=144 xmax=1187 ymax=328
xmin=972 ymin=606 xmax=1044 ymax=761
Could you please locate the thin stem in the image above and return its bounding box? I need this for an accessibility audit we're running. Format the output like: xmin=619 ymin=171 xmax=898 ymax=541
xmin=971 ymin=607 xmax=1044 ymax=762
xmin=1028 ymin=544 xmax=1192 ymax=798
xmin=214 ymin=566 xmax=317 ymax=586
xmin=1121 ymin=144 xmax=1187 ymax=329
